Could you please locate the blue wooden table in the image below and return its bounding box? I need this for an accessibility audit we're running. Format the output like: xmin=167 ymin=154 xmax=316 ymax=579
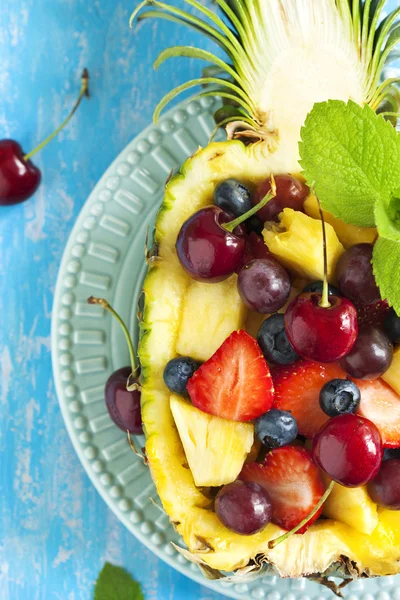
xmin=0 ymin=1 xmax=224 ymax=598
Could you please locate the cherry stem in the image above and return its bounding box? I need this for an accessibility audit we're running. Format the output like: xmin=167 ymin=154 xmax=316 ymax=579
xmin=268 ymin=480 xmax=335 ymax=550
xmin=314 ymin=191 xmax=331 ymax=309
xmin=87 ymin=296 xmax=139 ymax=383
xmin=127 ymin=430 xmax=147 ymax=464
xmin=24 ymin=69 xmax=90 ymax=162
xmin=223 ymin=175 xmax=277 ymax=233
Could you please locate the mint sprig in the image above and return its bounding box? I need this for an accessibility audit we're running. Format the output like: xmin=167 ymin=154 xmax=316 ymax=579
xmin=94 ymin=562 xmax=144 ymax=600
xmin=373 ymin=237 xmax=400 ymax=315
xmin=300 ymin=99 xmax=400 ymax=313
xmin=300 ymin=100 xmax=400 ymax=228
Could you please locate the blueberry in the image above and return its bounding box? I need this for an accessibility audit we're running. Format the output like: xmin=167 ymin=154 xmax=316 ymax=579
xmin=384 ymin=308 xmax=400 ymax=344
xmin=303 ymin=281 xmax=341 ymax=296
xmin=163 ymin=356 xmax=200 ymax=395
xmin=214 ymin=179 xmax=252 ymax=217
xmin=319 ymin=379 xmax=361 ymax=417
xmin=255 ymin=409 xmax=298 ymax=449
xmin=257 ymin=314 xmax=299 ymax=364
xmin=384 ymin=448 xmax=400 ymax=460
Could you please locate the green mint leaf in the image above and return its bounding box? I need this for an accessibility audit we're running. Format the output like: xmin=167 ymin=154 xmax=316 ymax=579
xmin=373 ymin=237 xmax=400 ymax=315
xmin=375 ymin=190 xmax=400 ymax=242
xmin=94 ymin=562 xmax=144 ymax=600
xmin=299 ymin=100 xmax=400 ymax=228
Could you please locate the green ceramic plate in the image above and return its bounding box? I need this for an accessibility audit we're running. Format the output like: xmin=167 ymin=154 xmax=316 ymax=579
xmin=52 ymin=96 xmax=400 ymax=600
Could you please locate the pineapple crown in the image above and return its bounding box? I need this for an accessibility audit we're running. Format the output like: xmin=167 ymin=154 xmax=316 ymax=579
xmin=131 ymin=0 xmax=400 ymax=143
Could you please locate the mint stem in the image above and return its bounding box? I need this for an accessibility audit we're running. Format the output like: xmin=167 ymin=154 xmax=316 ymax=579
xmin=223 ymin=175 xmax=276 ymax=233
xmin=87 ymin=296 xmax=139 ymax=380
xmin=24 ymin=69 xmax=90 ymax=161
xmin=268 ymin=480 xmax=335 ymax=550
xmin=314 ymin=192 xmax=331 ymax=309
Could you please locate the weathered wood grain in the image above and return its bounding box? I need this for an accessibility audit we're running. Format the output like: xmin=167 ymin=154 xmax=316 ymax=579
xmin=0 ymin=1 xmax=223 ymax=598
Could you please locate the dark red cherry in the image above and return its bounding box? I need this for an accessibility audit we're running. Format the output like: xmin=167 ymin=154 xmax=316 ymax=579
xmin=336 ymin=244 xmax=380 ymax=306
xmin=0 ymin=140 xmax=41 ymax=206
xmin=312 ymin=414 xmax=383 ymax=487
xmin=284 ymin=292 xmax=358 ymax=363
xmin=105 ymin=366 xmax=143 ymax=435
xmin=238 ymin=232 xmax=272 ymax=271
xmin=0 ymin=69 xmax=89 ymax=207
xmin=253 ymin=174 xmax=308 ymax=222
xmin=339 ymin=326 xmax=393 ymax=379
xmin=368 ymin=459 xmax=400 ymax=509
xmin=176 ymin=206 xmax=246 ymax=282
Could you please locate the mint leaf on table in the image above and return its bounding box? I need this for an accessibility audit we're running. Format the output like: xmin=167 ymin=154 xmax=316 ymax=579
xmin=299 ymin=100 xmax=400 ymax=228
xmin=373 ymin=237 xmax=400 ymax=315
xmin=94 ymin=562 xmax=144 ymax=600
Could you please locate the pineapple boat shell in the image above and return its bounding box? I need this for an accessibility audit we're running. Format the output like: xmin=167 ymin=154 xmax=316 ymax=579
xmin=138 ymin=140 xmax=400 ymax=581
xmin=133 ymin=0 xmax=400 ymax=586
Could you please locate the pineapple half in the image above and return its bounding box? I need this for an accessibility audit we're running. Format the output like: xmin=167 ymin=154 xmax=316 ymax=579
xmin=135 ymin=0 xmax=400 ymax=587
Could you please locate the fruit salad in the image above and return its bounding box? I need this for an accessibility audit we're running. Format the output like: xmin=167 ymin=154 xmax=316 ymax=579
xmin=96 ymin=0 xmax=400 ymax=592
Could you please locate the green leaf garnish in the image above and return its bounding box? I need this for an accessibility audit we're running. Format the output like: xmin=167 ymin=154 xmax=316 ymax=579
xmin=94 ymin=563 xmax=144 ymax=600
xmin=300 ymin=99 xmax=400 ymax=313
xmin=300 ymin=100 xmax=400 ymax=228
xmin=373 ymin=237 xmax=400 ymax=315
xmin=374 ymin=191 xmax=400 ymax=242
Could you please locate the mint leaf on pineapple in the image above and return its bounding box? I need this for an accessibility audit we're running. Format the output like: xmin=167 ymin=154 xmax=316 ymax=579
xmin=94 ymin=562 xmax=144 ymax=600
xmin=300 ymin=100 xmax=400 ymax=228
xmin=375 ymin=190 xmax=400 ymax=242
xmin=373 ymin=237 xmax=400 ymax=315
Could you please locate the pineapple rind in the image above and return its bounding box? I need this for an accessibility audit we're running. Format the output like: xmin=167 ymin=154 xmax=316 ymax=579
xmin=141 ymin=388 xmax=209 ymax=519
xmin=139 ymin=140 xmax=400 ymax=579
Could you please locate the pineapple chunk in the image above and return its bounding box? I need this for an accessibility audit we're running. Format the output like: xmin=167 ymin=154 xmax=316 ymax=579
xmin=304 ymin=195 xmax=377 ymax=248
xmin=170 ymin=395 xmax=254 ymax=487
xmin=263 ymin=208 xmax=344 ymax=282
xmin=176 ymin=275 xmax=246 ymax=362
xmin=382 ymin=346 xmax=400 ymax=395
xmin=322 ymin=475 xmax=378 ymax=535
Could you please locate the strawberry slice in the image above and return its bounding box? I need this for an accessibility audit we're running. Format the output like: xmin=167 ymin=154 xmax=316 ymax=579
xmin=357 ymin=378 xmax=400 ymax=447
xmin=187 ymin=330 xmax=274 ymax=421
xmin=272 ymin=360 xmax=347 ymax=438
xmin=355 ymin=299 xmax=389 ymax=328
xmin=240 ymin=446 xmax=325 ymax=533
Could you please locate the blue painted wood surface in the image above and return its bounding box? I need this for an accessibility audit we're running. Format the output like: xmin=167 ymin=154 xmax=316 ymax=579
xmin=1 ymin=1 xmax=399 ymax=599
xmin=0 ymin=1 xmax=224 ymax=598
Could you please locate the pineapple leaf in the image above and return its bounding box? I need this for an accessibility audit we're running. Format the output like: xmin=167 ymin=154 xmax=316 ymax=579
xmin=136 ymin=10 xmax=226 ymax=47
xmin=132 ymin=0 xmax=400 ymax=135
xmin=154 ymin=46 xmax=244 ymax=89
xmin=152 ymin=77 xmax=255 ymax=123
xmin=300 ymin=100 xmax=400 ymax=228
xmin=373 ymin=237 xmax=400 ymax=314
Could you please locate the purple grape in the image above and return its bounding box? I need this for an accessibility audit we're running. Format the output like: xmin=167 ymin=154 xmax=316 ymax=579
xmin=215 ymin=480 xmax=272 ymax=535
xmin=238 ymin=258 xmax=291 ymax=313
xmin=336 ymin=244 xmax=381 ymax=306
xmin=339 ymin=326 xmax=393 ymax=379
xmin=105 ymin=366 xmax=143 ymax=434
xmin=368 ymin=459 xmax=400 ymax=510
